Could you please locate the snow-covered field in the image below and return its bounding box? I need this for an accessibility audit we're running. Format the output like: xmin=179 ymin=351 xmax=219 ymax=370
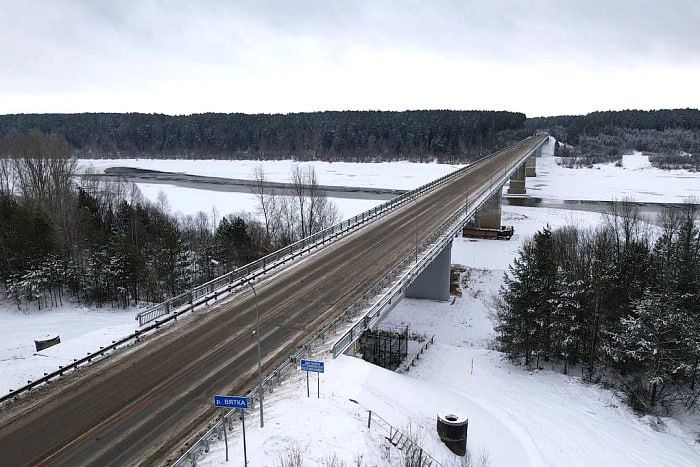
xmin=530 ymin=138 xmax=700 ymax=203
xmin=0 ymin=304 xmax=138 ymax=394
xmin=2 ymin=143 xmax=699 ymax=465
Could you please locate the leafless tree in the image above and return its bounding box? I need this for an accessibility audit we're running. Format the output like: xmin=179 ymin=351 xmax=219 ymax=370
xmin=251 ymin=164 xmax=280 ymax=249
xmin=0 ymin=157 xmax=11 ymax=194
xmin=277 ymin=195 xmax=298 ymax=245
xmin=3 ymin=129 xmax=79 ymax=256
xmin=289 ymin=164 xmax=339 ymax=240
xmin=603 ymin=196 xmax=647 ymax=255
xmin=290 ymin=164 xmax=310 ymax=238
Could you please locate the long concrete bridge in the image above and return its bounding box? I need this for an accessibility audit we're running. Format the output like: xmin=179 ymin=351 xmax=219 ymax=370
xmin=0 ymin=135 xmax=547 ymax=466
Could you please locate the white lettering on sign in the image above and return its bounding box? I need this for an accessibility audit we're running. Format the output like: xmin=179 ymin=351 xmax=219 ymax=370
xmin=225 ymin=398 xmax=246 ymax=407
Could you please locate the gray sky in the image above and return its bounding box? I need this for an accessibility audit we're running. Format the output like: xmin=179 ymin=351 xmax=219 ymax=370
xmin=1 ymin=0 xmax=698 ymax=117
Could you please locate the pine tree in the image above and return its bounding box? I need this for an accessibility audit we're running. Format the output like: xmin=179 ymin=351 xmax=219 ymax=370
xmin=609 ymin=292 xmax=688 ymax=407
xmin=497 ymin=240 xmax=538 ymax=365
xmin=497 ymin=227 xmax=557 ymax=367
xmin=551 ymin=267 xmax=587 ymax=374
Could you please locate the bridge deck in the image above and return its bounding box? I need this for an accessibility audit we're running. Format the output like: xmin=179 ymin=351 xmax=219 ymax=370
xmin=0 ymin=135 xmax=546 ymax=466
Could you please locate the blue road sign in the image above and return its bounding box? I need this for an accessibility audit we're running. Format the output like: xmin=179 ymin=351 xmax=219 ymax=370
xmin=214 ymin=395 xmax=249 ymax=409
xmin=300 ymin=359 xmax=324 ymax=373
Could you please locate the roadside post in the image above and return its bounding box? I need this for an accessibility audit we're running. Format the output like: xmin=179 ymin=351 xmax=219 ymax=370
xmin=300 ymin=359 xmax=324 ymax=398
xmin=214 ymin=395 xmax=249 ymax=464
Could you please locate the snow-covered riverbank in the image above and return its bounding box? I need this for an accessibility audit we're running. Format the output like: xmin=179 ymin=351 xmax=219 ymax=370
xmin=2 ymin=139 xmax=699 ymax=465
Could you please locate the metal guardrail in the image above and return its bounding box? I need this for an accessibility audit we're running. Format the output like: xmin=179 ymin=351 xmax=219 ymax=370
xmin=137 ymin=139 xmax=533 ymax=327
xmin=0 ymin=140 xmax=533 ymax=408
xmin=0 ymin=137 xmax=545 ymax=464
xmin=331 ymin=136 xmax=546 ymax=358
xmin=171 ymin=135 xmax=546 ymax=467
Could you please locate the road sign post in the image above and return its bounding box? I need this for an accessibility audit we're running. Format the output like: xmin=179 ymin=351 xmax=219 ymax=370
xmin=223 ymin=414 xmax=228 ymax=462
xmin=300 ymin=359 xmax=324 ymax=398
xmin=214 ymin=396 xmax=249 ymax=465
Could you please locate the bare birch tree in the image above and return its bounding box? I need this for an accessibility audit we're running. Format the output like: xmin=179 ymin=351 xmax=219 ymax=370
xmin=289 ymin=165 xmax=339 ymax=240
xmin=4 ymin=129 xmax=79 ymax=257
xmin=251 ymin=164 xmax=279 ymax=250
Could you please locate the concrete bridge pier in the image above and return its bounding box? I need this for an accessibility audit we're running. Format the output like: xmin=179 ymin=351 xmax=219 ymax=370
xmin=525 ymin=155 xmax=537 ymax=177
xmin=473 ymin=190 xmax=502 ymax=229
xmin=507 ymin=164 xmax=526 ymax=195
xmin=405 ymin=241 xmax=452 ymax=301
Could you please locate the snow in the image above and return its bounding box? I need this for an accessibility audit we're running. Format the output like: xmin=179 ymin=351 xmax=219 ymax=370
xmin=2 ymin=150 xmax=699 ymax=465
xmin=530 ymin=138 xmax=700 ymax=203
xmin=453 ymin=206 xmax=605 ymax=271
xmin=79 ymin=159 xmax=462 ymax=222
xmin=135 ymin=182 xmax=383 ymax=222
xmin=195 ymin=204 xmax=700 ymax=466
xmin=80 ymin=159 xmax=465 ymax=191
xmin=0 ymin=303 xmax=138 ymax=394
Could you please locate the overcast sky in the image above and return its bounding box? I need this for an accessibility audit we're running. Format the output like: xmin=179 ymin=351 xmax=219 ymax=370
xmin=1 ymin=0 xmax=698 ymax=117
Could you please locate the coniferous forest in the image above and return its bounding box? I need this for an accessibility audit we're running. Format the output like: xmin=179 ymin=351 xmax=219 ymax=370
xmin=0 ymin=110 xmax=527 ymax=162
xmin=527 ymin=109 xmax=700 ymax=169
xmin=0 ymin=130 xmax=338 ymax=310
xmin=497 ymin=201 xmax=700 ymax=412
xmin=0 ymin=110 xmax=529 ymax=310
xmin=3 ymin=109 xmax=698 ymax=168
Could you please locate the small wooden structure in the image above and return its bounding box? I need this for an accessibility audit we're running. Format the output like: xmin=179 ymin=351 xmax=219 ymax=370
xmin=463 ymin=225 xmax=514 ymax=240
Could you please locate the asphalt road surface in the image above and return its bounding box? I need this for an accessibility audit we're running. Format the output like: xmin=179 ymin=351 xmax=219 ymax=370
xmin=0 ymin=136 xmax=545 ymax=466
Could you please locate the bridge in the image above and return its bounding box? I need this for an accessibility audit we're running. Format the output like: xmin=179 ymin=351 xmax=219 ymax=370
xmin=0 ymin=135 xmax=547 ymax=466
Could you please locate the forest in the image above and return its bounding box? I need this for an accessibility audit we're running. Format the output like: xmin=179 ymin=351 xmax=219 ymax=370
xmin=0 ymin=110 xmax=527 ymax=163
xmin=0 ymin=130 xmax=337 ymax=310
xmin=496 ymin=200 xmax=700 ymax=412
xmin=527 ymin=109 xmax=700 ymax=169
xmin=3 ymin=109 xmax=698 ymax=169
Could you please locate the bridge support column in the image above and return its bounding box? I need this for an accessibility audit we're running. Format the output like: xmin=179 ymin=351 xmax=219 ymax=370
xmin=405 ymin=241 xmax=451 ymax=301
xmin=525 ymin=155 xmax=536 ymax=177
xmin=507 ymin=164 xmax=526 ymax=195
xmin=474 ymin=191 xmax=502 ymax=229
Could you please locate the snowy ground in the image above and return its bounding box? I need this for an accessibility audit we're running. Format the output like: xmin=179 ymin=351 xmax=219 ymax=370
xmin=135 ymin=182 xmax=383 ymax=223
xmin=80 ymin=159 xmax=464 ymax=222
xmin=80 ymin=139 xmax=700 ymax=224
xmin=2 ymin=146 xmax=699 ymax=465
xmin=80 ymin=159 xmax=465 ymax=191
xmin=530 ymin=138 xmax=700 ymax=203
xmin=0 ymin=303 xmax=138 ymax=394
xmin=196 ymin=206 xmax=700 ymax=466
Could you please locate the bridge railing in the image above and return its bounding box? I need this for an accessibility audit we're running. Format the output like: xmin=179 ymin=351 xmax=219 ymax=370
xmin=136 ymin=138 xmax=537 ymax=327
xmin=170 ymin=135 xmax=547 ymax=467
xmin=330 ymin=136 xmax=546 ymax=358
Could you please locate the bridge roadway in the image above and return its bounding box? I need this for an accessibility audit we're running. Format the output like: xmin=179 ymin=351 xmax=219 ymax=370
xmin=0 ymin=135 xmax=545 ymax=466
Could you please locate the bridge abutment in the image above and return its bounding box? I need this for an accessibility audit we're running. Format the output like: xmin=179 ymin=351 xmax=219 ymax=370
xmin=405 ymin=241 xmax=452 ymax=301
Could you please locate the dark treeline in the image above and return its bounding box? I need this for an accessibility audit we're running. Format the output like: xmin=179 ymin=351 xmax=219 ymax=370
xmin=0 ymin=130 xmax=337 ymax=310
xmin=496 ymin=200 xmax=700 ymax=412
xmin=0 ymin=110 xmax=527 ymax=163
xmin=527 ymin=109 xmax=700 ymax=169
